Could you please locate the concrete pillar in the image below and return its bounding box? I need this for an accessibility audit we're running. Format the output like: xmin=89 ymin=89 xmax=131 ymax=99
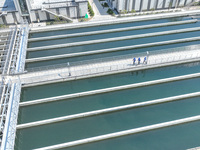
xmin=135 ymin=0 xmax=140 ymax=11
xmin=169 ymin=0 xmax=173 ymax=8
xmin=155 ymin=0 xmax=159 ymax=9
xmin=162 ymin=0 xmax=166 ymax=8
xmin=0 ymin=18 xmax=3 ymax=24
xmin=7 ymin=13 xmax=15 ymax=24
xmin=46 ymin=12 xmax=50 ymax=20
xmin=132 ymin=0 xmax=135 ymax=11
xmin=56 ymin=8 xmax=59 ymax=15
xmin=177 ymin=0 xmax=181 ymax=6
xmin=147 ymin=0 xmax=151 ymax=10
xmin=140 ymin=0 xmax=144 ymax=11
xmin=125 ymin=0 xmax=128 ymax=10
xmin=12 ymin=12 xmax=18 ymax=23
xmin=2 ymin=15 xmax=7 ymax=25
xmin=67 ymin=7 xmax=71 ymax=18
xmin=184 ymin=0 xmax=187 ymax=6
xmin=35 ymin=11 xmax=40 ymax=22
xmin=30 ymin=11 xmax=37 ymax=22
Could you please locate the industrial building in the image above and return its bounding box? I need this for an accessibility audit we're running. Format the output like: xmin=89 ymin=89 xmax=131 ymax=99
xmin=108 ymin=0 xmax=195 ymax=13
xmin=0 ymin=0 xmax=88 ymax=25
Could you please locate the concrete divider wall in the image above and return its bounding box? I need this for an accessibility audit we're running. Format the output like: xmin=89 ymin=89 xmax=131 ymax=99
xmin=27 ymin=28 xmax=200 ymax=52
xmin=28 ymin=20 xmax=197 ymax=42
xmin=34 ymin=115 xmax=200 ymax=150
xmin=20 ymin=72 xmax=200 ymax=106
xmin=17 ymin=92 xmax=200 ymax=129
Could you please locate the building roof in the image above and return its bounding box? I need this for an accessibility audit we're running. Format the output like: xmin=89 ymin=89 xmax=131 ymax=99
xmin=30 ymin=0 xmax=76 ymax=9
xmin=0 ymin=0 xmax=16 ymax=12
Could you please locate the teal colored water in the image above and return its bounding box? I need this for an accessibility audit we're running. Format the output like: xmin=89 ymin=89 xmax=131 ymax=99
xmin=26 ymin=42 xmax=200 ymax=69
xmin=21 ymin=62 xmax=200 ymax=102
xmin=29 ymin=17 xmax=190 ymax=38
xmin=28 ymin=22 xmax=200 ymax=48
xmin=26 ymin=29 xmax=200 ymax=69
xmin=64 ymin=120 xmax=200 ymax=150
xmin=15 ymin=96 xmax=200 ymax=150
xmin=27 ymin=27 xmax=200 ymax=59
xmin=18 ymin=77 xmax=200 ymax=123
xmin=16 ymin=16 xmax=200 ymax=150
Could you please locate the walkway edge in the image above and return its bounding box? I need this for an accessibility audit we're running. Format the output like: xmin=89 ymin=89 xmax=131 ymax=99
xmin=22 ymin=58 xmax=200 ymax=87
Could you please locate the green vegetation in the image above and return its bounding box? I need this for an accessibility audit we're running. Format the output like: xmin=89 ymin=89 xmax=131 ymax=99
xmin=78 ymin=18 xmax=90 ymax=22
xmin=120 ymin=9 xmax=128 ymax=14
xmin=0 ymin=24 xmax=8 ymax=28
xmin=46 ymin=15 xmax=73 ymax=25
xmin=102 ymin=2 xmax=109 ymax=7
xmin=55 ymin=16 xmax=61 ymax=21
xmin=169 ymin=2 xmax=172 ymax=9
xmin=107 ymin=8 xmax=115 ymax=16
xmin=131 ymin=9 xmax=136 ymax=13
xmin=193 ymin=1 xmax=200 ymax=6
xmin=88 ymin=2 xmax=94 ymax=17
xmin=46 ymin=20 xmax=72 ymax=25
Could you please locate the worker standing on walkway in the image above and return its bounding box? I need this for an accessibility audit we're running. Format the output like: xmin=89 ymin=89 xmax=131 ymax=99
xmin=138 ymin=57 xmax=141 ymax=64
xmin=133 ymin=57 xmax=136 ymax=65
xmin=144 ymin=56 xmax=147 ymax=64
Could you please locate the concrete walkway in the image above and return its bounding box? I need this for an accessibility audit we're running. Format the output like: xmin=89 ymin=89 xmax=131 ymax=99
xmin=7 ymin=49 xmax=200 ymax=86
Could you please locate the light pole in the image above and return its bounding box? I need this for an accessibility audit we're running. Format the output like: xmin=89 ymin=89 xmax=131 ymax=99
xmin=67 ymin=62 xmax=71 ymax=76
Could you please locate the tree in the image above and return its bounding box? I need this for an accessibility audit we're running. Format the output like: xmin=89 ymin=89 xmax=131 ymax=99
xmin=131 ymin=9 xmax=136 ymax=14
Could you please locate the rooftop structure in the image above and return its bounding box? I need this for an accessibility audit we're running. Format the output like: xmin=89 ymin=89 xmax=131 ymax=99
xmin=0 ymin=0 xmax=16 ymax=12
xmin=0 ymin=0 xmax=88 ymax=25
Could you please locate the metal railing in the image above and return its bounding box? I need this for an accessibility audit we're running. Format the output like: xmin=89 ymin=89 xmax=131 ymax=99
xmin=0 ymin=80 xmax=21 ymax=150
xmin=21 ymin=47 xmax=200 ymax=85
xmin=0 ymin=79 xmax=12 ymax=148
xmin=27 ymin=44 xmax=200 ymax=72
